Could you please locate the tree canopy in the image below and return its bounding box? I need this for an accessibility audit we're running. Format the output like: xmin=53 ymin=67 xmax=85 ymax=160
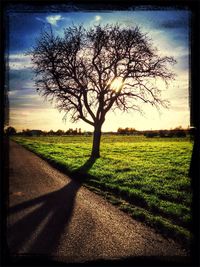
xmin=31 ymin=24 xmax=176 ymax=158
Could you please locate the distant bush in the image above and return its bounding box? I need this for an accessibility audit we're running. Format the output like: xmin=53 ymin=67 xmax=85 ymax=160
xmin=144 ymin=131 xmax=158 ymax=138
xmin=5 ymin=126 xmax=17 ymax=136
xmin=117 ymin=127 xmax=138 ymax=135
xmin=143 ymin=127 xmax=188 ymax=138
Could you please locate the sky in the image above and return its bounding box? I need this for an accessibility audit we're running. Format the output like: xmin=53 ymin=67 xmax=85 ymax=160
xmin=6 ymin=8 xmax=190 ymax=132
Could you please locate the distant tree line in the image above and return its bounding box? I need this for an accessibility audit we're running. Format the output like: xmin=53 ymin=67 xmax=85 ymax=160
xmin=4 ymin=126 xmax=193 ymax=138
xmin=117 ymin=127 xmax=138 ymax=135
xmin=117 ymin=126 xmax=191 ymax=138
xmin=4 ymin=127 xmax=84 ymax=136
xmin=144 ymin=127 xmax=188 ymax=138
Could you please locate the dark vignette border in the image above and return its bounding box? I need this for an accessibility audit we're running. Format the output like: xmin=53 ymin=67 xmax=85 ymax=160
xmin=1 ymin=0 xmax=200 ymax=266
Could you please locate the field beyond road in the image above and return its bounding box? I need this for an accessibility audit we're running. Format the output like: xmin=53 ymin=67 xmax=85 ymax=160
xmin=13 ymin=135 xmax=193 ymax=248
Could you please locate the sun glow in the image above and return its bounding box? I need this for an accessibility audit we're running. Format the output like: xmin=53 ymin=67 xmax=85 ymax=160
xmin=110 ymin=77 xmax=124 ymax=92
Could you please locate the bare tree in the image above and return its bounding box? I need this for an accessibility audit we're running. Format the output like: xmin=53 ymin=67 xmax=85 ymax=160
xmin=31 ymin=24 xmax=176 ymax=159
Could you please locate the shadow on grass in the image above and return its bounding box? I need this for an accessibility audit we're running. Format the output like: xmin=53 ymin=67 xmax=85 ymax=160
xmin=75 ymin=157 xmax=97 ymax=173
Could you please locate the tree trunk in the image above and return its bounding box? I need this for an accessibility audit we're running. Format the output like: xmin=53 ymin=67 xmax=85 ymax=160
xmin=91 ymin=123 xmax=102 ymax=159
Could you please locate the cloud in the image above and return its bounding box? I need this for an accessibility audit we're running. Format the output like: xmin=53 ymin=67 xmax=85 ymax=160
xmin=46 ymin=15 xmax=63 ymax=26
xmin=95 ymin=15 xmax=101 ymax=22
xmin=9 ymin=107 xmax=66 ymax=131
xmin=147 ymin=29 xmax=189 ymax=60
xmin=88 ymin=15 xmax=103 ymax=27
xmin=9 ymin=54 xmax=32 ymax=70
xmin=9 ymin=90 xmax=50 ymax=110
xmin=8 ymin=68 xmax=34 ymax=91
xmin=176 ymin=55 xmax=189 ymax=71
xmin=8 ymin=90 xmax=18 ymax=96
xmin=36 ymin=17 xmax=46 ymax=23
xmin=8 ymin=54 xmax=35 ymax=93
xmin=159 ymin=18 xmax=188 ymax=29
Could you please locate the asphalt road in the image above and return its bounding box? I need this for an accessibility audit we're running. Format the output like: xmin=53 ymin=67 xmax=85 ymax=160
xmin=7 ymin=141 xmax=188 ymax=264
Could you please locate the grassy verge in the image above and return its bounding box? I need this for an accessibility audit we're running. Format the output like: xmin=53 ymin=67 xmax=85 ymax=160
xmin=12 ymin=135 xmax=193 ymax=248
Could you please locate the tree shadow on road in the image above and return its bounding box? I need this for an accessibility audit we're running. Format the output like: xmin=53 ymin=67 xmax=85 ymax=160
xmin=7 ymin=156 xmax=98 ymax=257
xmin=8 ymin=179 xmax=81 ymax=255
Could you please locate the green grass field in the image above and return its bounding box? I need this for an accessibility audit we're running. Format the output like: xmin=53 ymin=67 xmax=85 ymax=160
xmin=12 ymin=135 xmax=193 ymax=248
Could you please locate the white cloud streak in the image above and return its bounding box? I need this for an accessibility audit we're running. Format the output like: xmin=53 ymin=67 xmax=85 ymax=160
xmin=9 ymin=54 xmax=32 ymax=70
xmin=95 ymin=15 xmax=101 ymax=22
xmin=46 ymin=15 xmax=62 ymax=26
xmin=36 ymin=17 xmax=46 ymax=23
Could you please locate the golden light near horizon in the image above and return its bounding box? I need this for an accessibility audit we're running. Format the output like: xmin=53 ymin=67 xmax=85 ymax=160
xmin=109 ymin=77 xmax=124 ymax=92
